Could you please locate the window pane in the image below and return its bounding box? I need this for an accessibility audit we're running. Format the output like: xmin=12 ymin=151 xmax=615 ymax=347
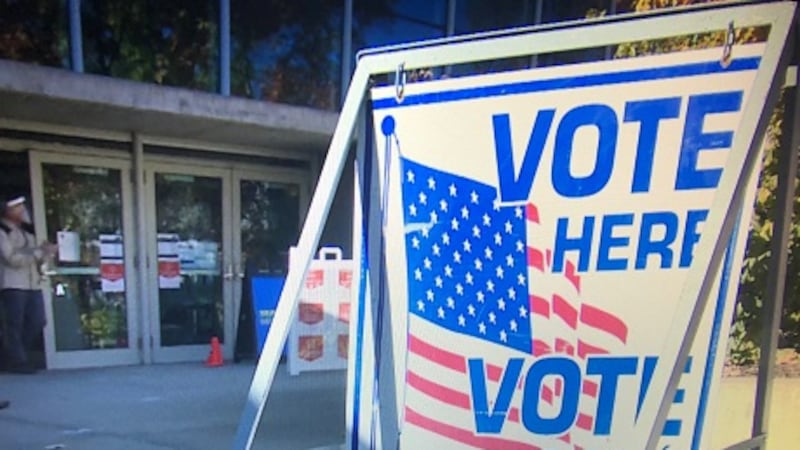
xmin=538 ymin=0 xmax=609 ymax=67
xmin=455 ymin=0 xmax=531 ymax=34
xmin=541 ymin=0 xmax=609 ymax=23
xmin=230 ymin=0 xmax=343 ymax=110
xmin=240 ymin=180 xmax=300 ymax=275
xmin=352 ymin=0 xmax=446 ymax=85
xmin=447 ymin=0 xmax=532 ymax=77
xmin=155 ymin=173 xmax=224 ymax=346
xmin=0 ymin=0 xmax=69 ymax=68
xmin=354 ymin=0 xmax=446 ymax=50
xmin=82 ymin=0 xmax=218 ymax=92
xmin=42 ymin=164 xmax=129 ymax=351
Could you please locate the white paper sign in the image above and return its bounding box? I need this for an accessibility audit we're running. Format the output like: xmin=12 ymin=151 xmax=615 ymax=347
xmin=56 ymin=230 xmax=80 ymax=263
xmin=157 ymin=233 xmax=181 ymax=289
xmin=99 ymin=234 xmax=125 ymax=293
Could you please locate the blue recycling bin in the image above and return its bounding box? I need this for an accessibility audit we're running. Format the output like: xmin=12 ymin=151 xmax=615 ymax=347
xmin=250 ymin=276 xmax=287 ymax=357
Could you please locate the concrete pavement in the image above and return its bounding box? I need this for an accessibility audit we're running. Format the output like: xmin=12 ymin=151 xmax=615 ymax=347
xmin=0 ymin=363 xmax=346 ymax=450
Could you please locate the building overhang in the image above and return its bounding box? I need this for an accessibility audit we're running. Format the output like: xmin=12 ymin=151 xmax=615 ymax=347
xmin=0 ymin=59 xmax=338 ymax=152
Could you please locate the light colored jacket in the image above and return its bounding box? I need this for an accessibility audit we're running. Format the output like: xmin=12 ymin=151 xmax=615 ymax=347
xmin=0 ymin=219 xmax=43 ymax=291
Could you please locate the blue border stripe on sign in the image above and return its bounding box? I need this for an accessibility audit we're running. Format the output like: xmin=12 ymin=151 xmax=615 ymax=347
xmin=372 ymin=57 xmax=760 ymax=109
xmin=691 ymin=218 xmax=741 ymax=450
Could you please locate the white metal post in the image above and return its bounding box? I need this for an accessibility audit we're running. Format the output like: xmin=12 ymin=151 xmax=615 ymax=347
xmin=751 ymin=20 xmax=800 ymax=448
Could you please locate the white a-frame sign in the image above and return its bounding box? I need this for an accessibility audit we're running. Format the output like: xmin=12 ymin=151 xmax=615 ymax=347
xmin=233 ymin=2 xmax=796 ymax=450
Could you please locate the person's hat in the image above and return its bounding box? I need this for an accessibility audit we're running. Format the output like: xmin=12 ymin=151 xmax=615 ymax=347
xmin=6 ymin=196 xmax=25 ymax=208
xmin=3 ymin=193 xmax=26 ymax=210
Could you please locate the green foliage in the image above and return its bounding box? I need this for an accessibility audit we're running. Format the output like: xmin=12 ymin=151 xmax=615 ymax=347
xmin=82 ymin=0 xmax=218 ymax=91
xmin=738 ymin=89 xmax=800 ymax=360
xmin=0 ymin=0 xmax=69 ymax=67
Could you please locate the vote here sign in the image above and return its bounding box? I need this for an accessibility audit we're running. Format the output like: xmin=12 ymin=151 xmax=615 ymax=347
xmin=370 ymin=44 xmax=765 ymax=450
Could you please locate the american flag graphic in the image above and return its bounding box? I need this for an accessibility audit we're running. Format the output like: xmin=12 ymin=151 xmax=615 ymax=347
xmin=400 ymin=157 xmax=631 ymax=449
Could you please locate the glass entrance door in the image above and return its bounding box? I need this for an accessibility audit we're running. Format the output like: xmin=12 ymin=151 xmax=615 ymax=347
xmin=232 ymin=171 xmax=306 ymax=360
xmin=30 ymin=152 xmax=139 ymax=369
xmin=145 ymin=162 xmax=306 ymax=363
xmin=146 ymin=164 xmax=233 ymax=363
xmin=234 ymin=170 xmax=305 ymax=278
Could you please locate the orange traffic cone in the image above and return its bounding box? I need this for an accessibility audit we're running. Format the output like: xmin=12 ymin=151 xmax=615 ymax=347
xmin=205 ymin=336 xmax=224 ymax=367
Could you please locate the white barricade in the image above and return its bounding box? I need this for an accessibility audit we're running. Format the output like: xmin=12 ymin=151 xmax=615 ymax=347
xmin=287 ymin=247 xmax=353 ymax=375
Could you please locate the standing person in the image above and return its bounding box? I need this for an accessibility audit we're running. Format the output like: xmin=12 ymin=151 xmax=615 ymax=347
xmin=0 ymin=194 xmax=53 ymax=374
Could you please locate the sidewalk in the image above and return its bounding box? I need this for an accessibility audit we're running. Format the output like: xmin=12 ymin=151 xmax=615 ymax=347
xmin=0 ymin=363 xmax=346 ymax=450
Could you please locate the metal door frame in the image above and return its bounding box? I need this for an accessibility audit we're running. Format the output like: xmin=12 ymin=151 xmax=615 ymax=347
xmin=143 ymin=161 xmax=235 ymax=363
xmin=231 ymin=166 xmax=310 ymax=351
xmin=29 ymin=150 xmax=140 ymax=369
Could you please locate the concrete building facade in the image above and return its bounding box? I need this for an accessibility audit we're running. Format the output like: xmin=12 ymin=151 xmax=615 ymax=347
xmin=0 ymin=0 xmax=618 ymax=369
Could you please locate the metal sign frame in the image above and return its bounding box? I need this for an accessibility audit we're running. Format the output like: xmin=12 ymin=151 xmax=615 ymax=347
xmin=232 ymin=2 xmax=797 ymax=449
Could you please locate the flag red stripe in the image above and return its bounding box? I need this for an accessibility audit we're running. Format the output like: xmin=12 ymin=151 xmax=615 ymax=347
xmin=486 ymin=364 xmax=505 ymax=382
xmin=552 ymin=294 xmax=578 ymax=328
xmin=555 ymin=338 xmax=575 ymax=356
xmin=526 ymin=203 xmax=540 ymax=224
xmin=527 ymin=247 xmax=545 ymax=271
xmin=583 ymin=380 xmax=598 ymax=398
xmin=580 ymin=303 xmax=628 ymax=344
xmin=530 ymin=295 xmax=549 ymax=318
xmin=533 ymin=339 xmax=551 ymax=356
xmin=406 ymin=407 xmax=542 ymax=450
xmin=509 ymin=407 xmax=520 ymax=423
xmin=409 ymin=334 xmax=508 ymax=382
xmin=407 ymin=370 xmax=471 ymax=410
xmin=577 ymin=339 xmax=608 ymax=359
xmin=542 ymin=384 xmax=553 ymax=404
xmin=576 ymin=413 xmax=594 ymax=431
xmin=564 ymin=260 xmax=581 ymax=292
xmin=407 ymin=366 xmax=525 ymax=424
xmin=408 ymin=334 xmax=466 ymax=373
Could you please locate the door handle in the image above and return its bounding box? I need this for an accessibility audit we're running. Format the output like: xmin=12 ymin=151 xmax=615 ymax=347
xmin=236 ymin=264 xmax=245 ymax=280
xmin=223 ymin=264 xmax=234 ymax=280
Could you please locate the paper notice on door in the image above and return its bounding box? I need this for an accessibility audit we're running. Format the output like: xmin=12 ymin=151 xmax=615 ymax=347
xmin=100 ymin=259 xmax=125 ymax=292
xmin=99 ymin=234 xmax=125 ymax=293
xmin=157 ymin=233 xmax=181 ymax=289
xmin=100 ymin=234 xmax=124 ymax=258
xmin=57 ymin=230 xmax=81 ymax=263
xmin=157 ymin=233 xmax=179 ymax=257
